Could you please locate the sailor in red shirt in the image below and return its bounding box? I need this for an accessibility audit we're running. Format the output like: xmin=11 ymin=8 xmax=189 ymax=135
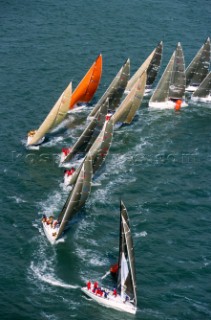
xmin=86 ymin=280 xmax=91 ymax=290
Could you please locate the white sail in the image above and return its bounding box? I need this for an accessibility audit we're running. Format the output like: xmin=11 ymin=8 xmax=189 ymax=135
xmin=120 ymin=252 xmax=129 ymax=298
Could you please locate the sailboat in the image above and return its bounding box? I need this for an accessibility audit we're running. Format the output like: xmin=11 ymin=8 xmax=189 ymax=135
xmin=112 ymin=71 xmax=147 ymax=126
xmin=81 ymin=201 xmax=137 ymax=315
xmin=69 ymin=54 xmax=103 ymax=110
xmin=185 ymin=37 xmax=210 ymax=92
xmin=191 ymin=71 xmax=211 ymax=103
xmin=125 ymin=41 xmax=163 ymax=95
xmin=42 ymin=155 xmax=93 ymax=244
xmin=61 ymin=99 xmax=109 ymax=164
xmin=64 ymin=116 xmax=114 ymax=186
xmin=88 ymin=59 xmax=130 ymax=118
xmin=149 ymin=42 xmax=187 ymax=110
xmin=27 ymin=82 xmax=72 ymax=146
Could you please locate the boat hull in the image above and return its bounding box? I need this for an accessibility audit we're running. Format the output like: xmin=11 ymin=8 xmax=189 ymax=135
xmin=27 ymin=134 xmax=45 ymax=147
xmin=186 ymin=85 xmax=199 ymax=92
xmin=42 ymin=221 xmax=59 ymax=244
xmin=81 ymin=287 xmax=137 ymax=314
xmin=149 ymin=100 xmax=188 ymax=110
xmin=191 ymin=95 xmax=211 ymax=103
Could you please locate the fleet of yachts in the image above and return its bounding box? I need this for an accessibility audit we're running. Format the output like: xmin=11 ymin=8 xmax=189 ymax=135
xmin=26 ymin=37 xmax=211 ymax=314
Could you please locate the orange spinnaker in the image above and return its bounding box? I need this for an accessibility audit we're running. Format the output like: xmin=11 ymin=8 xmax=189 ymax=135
xmin=70 ymin=54 xmax=103 ymax=109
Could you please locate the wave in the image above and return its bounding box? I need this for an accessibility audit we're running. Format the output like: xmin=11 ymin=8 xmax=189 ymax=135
xmin=8 ymin=195 xmax=27 ymax=204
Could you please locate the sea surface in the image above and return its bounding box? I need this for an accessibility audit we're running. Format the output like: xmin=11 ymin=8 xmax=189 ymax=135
xmin=0 ymin=0 xmax=211 ymax=319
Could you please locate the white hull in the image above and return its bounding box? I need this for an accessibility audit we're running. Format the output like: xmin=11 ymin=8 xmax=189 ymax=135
xmin=186 ymin=85 xmax=198 ymax=92
xmin=191 ymin=95 xmax=211 ymax=103
xmin=81 ymin=287 xmax=137 ymax=314
xmin=60 ymin=148 xmax=71 ymax=163
xmin=124 ymin=89 xmax=130 ymax=95
xmin=67 ymin=104 xmax=86 ymax=114
xmin=149 ymin=100 xmax=188 ymax=109
xmin=42 ymin=221 xmax=59 ymax=244
xmin=144 ymin=88 xmax=153 ymax=96
xmin=27 ymin=135 xmax=45 ymax=147
xmin=64 ymin=173 xmax=73 ymax=186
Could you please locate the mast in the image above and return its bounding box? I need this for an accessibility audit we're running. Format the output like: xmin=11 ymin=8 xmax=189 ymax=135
xmin=117 ymin=201 xmax=136 ymax=306
xmin=56 ymin=155 xmax=93 ymax=239
xmin=185 ymin=37 xmax=210 ymax=87
xmin=89 ymin=59 xmax=130 ymax=117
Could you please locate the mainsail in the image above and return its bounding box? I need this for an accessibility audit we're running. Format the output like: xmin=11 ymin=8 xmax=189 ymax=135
xmin=62 ymin=99 xmax=109 ymax=163
xmin=168 ymin=42 xmax=186 ymax=100
xmin=149 ymin=42 xmax=186 ymax=103
xmin=117 ymin=201 xmax=137 ymax=307
xmin=70 ymin=54 xmax=103 ymax=109
xmin=89 ymin=59 xmax=130 ymax=117
xmin=149 ymin=52 xmax=175 ymax=103
xmin=27 ymin=82 xmax=72 ymax=146
xmin=112 ymin=71 xmax=147 ymax=124
xmin=185 ymin=37 xmax=210 ymax=88
xmin=56 ymin=155 xmax=93 ymax=240
xmin=66 ymin=118 xmax=114 ymax=186
xmin=191 ymin=71 xmax=211 ymax=99
xmin=146 ymin=41 xmax=163 ymax=86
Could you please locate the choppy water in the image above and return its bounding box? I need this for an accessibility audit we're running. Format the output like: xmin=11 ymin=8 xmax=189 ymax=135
xmin=0 ymin=0 xmax=211 ymax=319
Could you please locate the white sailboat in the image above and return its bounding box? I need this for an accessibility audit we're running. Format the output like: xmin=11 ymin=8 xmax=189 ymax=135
xmin=81 ymin=201 xmax=137 ymax=315
xmin=185 ymin=37 xmax=210 ymax=93
xmin=191 ymin=71 xmax=211 ymax=103
xmin=149 ymin=42 xmax=187 ymax=110
xmin=27 ymin=82 xmax=72 ymax=146
xmin=42 ymin=155 xmax=93 ymax=244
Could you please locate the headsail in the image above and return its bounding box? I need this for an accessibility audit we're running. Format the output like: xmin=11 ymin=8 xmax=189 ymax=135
xmin=185 ymin=37 xmax=210 ymax=88
xmin=149 ymin=51 xmax=175 ymax=103
xmin=70 ymin=54 xmax=103 ymax=109
xmin=27 ymin=82 xmax=72 ymax=146
xmin=112 ymin=71 xmax=147 ymax=124
xmin=62 ymin=99 xmax=109 ymax=163
xmin=89 ymin=59 xmax=130 ymax=117
xmin=117 ymin=201 xmax=137 ymax=307
xmin=56 ymin=155 xmax=93 ymax=239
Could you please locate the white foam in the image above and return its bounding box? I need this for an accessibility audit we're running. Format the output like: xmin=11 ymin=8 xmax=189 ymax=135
xmin=30 ymin=262 xmax=78 ymax=289
xmin=9 ymin=196 xmax=26 ymax=204
xmin=134 ymin=231 xmax=148 ymax=237
xmin=37 ymin=190 xmax=66 ymax=217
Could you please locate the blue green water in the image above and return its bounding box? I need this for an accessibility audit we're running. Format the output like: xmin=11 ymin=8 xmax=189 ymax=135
xmin=0 ymin=0 xmax=211 ymax=319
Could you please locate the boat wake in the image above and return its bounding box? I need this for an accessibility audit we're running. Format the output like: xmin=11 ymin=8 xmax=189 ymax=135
xmin=30 ymin=261 xmax=79 ymax=289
